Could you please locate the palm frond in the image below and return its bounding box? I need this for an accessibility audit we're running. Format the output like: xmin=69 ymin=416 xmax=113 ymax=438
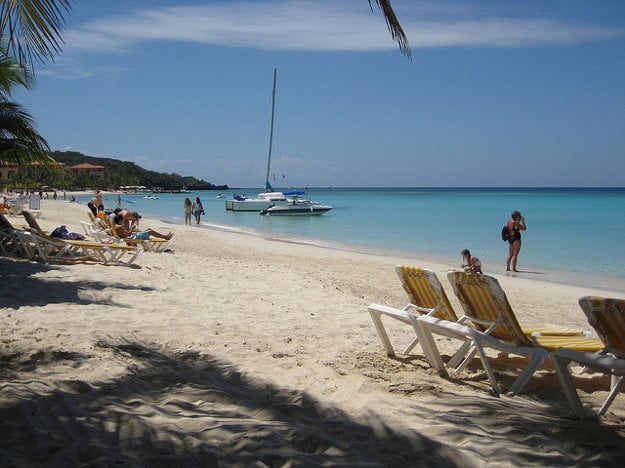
xmin=369 ymin=0 xmax=411 ymax=59
xmin=0 ymin=0 xmax=73 ymax=69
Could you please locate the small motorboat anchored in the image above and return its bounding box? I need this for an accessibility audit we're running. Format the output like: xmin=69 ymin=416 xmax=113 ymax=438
xmin=259 ymin=194 xmax=332 ymax=216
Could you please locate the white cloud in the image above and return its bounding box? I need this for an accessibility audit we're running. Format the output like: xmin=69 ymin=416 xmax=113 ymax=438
xmin=62 ymin=0 xmax=623 ymax=56
xmin=38 ymin=57 xmax=129 ymax=80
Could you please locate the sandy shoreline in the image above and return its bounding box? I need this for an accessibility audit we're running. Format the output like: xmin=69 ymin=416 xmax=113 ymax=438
xmin=64 ymin=188 xmax=625 ymax=293
xmin=1 ymin=199 xmax=625 ymax=465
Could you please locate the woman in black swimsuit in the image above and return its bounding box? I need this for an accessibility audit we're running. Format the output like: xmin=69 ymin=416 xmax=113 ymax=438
xmin=506 ymin=210 xmax=526 ymax=272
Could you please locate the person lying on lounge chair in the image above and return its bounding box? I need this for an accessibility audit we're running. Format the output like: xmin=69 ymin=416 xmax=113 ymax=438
xmin=116 ymin=211 xmax=173 ymax=240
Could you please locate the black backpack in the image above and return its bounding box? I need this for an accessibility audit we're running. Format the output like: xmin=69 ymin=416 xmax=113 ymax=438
xmin=501 ymin=224 xmax=510 ymax=242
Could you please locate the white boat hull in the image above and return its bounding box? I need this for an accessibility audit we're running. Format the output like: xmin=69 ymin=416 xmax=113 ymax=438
xmin=226 ymin=199 xmax=290 ymax=211
xmin=261 ymin=203 xmax=332 ymax=216
xmin=225 ymin=192 xmax=290 ymax=211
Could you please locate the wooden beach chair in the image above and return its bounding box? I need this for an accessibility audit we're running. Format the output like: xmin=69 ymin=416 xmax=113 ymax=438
xmin=551 ymin=296 xmax=625 ymax=418
xmin=415 ymin=272 xmax=604 ymax=396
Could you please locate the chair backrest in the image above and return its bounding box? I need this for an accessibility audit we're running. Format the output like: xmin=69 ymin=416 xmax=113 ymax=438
xmin=579 ymin=296 xmax=625 ymax=357
xmin=107 ymin=215 xmax=122 ymax=238
xmin=22 ymin=210 xmax=43 ymax=234
xmin=0 ymin=213 xmax=16 ymax=231
xmin=395 ymin=265 xmax=458 ymax=321
xmin=447 ymin=271 xmax=532 ymax=346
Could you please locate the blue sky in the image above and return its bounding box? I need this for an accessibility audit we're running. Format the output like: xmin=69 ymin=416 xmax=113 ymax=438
xmin=14 ymin=0 xmax=625 ymax=188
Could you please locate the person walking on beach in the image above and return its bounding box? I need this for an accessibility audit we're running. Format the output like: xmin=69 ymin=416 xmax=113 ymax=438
xmin=192 ymin=197 xmax=205 ymax=226
xmin=183 ymin=197 xmax=193 ymax=225
xmin=461 ymin=249 xmax=482 ymax=274
xmin=506 ymin=210 xmax=526 ymax=272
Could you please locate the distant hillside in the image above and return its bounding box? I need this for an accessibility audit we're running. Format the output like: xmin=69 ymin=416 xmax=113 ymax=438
xmin=53 ymin=151 xmax=228 ymax=191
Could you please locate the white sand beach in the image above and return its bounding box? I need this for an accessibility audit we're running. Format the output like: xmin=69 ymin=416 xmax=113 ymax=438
xmin=1 ymin=199 xmax=625 ymax=466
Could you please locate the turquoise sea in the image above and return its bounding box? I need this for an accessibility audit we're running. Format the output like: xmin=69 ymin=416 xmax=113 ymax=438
xmin=75 ymin=187 xmax=625 ymax=292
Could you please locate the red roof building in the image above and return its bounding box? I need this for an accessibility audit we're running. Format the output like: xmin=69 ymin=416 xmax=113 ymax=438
xmin=68 ymin=163 xmax=105 ymax=179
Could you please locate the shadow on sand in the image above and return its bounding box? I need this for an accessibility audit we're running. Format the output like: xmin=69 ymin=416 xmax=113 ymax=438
xmin=0 ymin=257 xmax=154 ymax=309
xmin=1 ymin=339 xmax=625 ymax=466
xmin=0 ymin=339 xmax=463 ymax=466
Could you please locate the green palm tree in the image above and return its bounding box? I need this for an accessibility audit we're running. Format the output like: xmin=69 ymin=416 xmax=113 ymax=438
xmin=0 ymin=48 xmax=55 ymax=166
xmin=0 ymin=0 xmax=69 ymax=167
xmin=0 ymin=0 xmax=72 ymax=69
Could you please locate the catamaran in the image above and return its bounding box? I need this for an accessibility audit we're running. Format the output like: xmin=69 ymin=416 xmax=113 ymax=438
xmin=225 ymin=69 xmax=292 ymax=212
xmin=225 ymin=69 xmax=332 ymax=215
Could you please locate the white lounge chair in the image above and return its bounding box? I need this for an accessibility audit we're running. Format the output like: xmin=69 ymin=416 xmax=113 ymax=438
xmin=368 ymin=266 xmax=467 ymax=357
xmin=22 ymin=211 xmax=141 ymax=266
xmin=415 ymin=272 xmax=604 ymax=396
xmin=551 ymin=296 xmax=625 ymax=418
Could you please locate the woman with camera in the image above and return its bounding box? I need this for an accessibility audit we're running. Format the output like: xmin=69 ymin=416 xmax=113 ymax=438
xmin=506 ymin=210 xmax=526 ymax=272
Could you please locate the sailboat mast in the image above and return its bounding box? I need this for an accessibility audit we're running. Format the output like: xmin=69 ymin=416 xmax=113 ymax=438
xmin=265 ymin=68 xmax=277 ymax=191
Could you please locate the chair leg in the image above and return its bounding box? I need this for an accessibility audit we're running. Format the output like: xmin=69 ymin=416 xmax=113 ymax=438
xmin=507 ymin=348 xmax=549 ymax=396
xmin=448 ymin=341 xmax=475 ymax=371
xmin=414 ymin=319 xmax=448 ymax=375
xmin=402 ymin=336 xmax=420 ymax=355
xmin=368 ymin=305 xmax=398 ymax=357
xmin=598 ymin=375 xmax=624 ymax=416
xmin=551 ymin=353 xmax=587 ymax=419
xmin=470 ymin=338 xmax=502 ymax=396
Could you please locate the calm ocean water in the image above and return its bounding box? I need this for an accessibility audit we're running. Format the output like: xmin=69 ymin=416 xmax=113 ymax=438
xmin=77 ymin=187 xmax=624 ymax=292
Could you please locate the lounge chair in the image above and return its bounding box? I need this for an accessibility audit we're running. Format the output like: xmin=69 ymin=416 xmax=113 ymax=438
xmin=368 ymin=266 xmax=471 ymax=362
xmin=21 ymin=210 xmax=141 ymax=266
xmin=106 ymin=216 xmax=171 ymax=253
xmin=369 ymin=265 xmax=586 ymax=367
xmin=551 ymin=296 xmax=625 ymax=418
xmin=0 ymin=213 xmax=35 ymax=258
xmin=415 ymin=272 xmax=604 ymax=396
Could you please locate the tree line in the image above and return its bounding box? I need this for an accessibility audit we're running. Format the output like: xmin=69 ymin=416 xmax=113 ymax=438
xmin=25 ymin=150 xmax=229 ymax=192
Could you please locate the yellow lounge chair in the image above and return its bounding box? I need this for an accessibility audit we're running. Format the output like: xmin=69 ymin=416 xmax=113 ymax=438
xmin=369 ymin=266 xmax=586 ymax=366
xmin=415 ymin=272 xmax=604 ymax=396
xmin=368 ymin=266 xmax=469 ymax=359
xmin=551 ymin=296 xmax=625 ymax=418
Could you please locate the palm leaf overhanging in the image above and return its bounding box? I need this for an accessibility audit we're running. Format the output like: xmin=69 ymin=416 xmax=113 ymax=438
xmin=369 ymin=0 xmax=411 ymax=58
xmin=0 ymin=47 xmax=55 ymax=167
xmin=0 ymin=0 xmax=72 ymax=69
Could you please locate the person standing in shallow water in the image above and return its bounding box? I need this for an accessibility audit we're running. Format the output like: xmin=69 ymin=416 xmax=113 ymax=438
xmin=192 ymin=197 xmax=205 ymax=226
xmin=183 ymin=197 xmax=193 ymax=225
xmin=506 ymin=210 xmax=526 ymax=272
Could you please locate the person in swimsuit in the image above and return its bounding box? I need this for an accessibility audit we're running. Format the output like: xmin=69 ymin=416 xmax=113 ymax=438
xmin=115 ymin=211 xmax=173 ymax=240
xmin=506 ymin=210 xmax=526 ymax=272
